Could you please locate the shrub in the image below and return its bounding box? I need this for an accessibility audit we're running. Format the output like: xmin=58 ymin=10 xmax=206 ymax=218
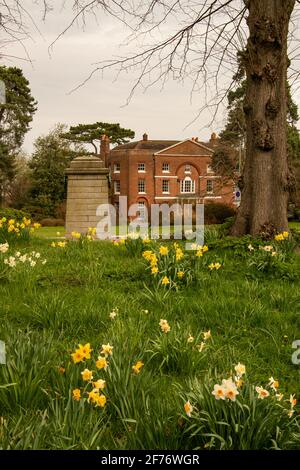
xmin=0 ymin=208 xmax=30 ymax=222
xmin=40 ymin=218 xmax=65 ymax=227
xmin=204 ymin=203 xmax=236 ymax=225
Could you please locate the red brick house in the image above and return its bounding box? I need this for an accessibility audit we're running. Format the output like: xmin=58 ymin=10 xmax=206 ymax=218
xmin=106 ymin=133 xmax=236 ymax=219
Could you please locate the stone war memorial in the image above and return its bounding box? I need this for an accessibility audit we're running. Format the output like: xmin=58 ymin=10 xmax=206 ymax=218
xmin=65 ymin=137 xmax=109 ymax=237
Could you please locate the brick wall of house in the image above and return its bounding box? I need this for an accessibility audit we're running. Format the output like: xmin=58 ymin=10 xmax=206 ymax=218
xmin=107 ymin=134 xmax=235 ymax=219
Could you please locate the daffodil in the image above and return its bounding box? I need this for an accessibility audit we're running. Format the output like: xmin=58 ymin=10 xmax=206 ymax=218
xmin=275 ymin=234 xmax=284 ymax=241
xmin=176 ymin=248 xmax=184 ymax=261
xmin=212 ymin=384 xmax=226 ymax=400
xmin=177 ymin=271 xmax=184 ymax=279
xmin=132 ymin=361 xmax=144 ymax=374
xmin=159 ymin=319 xmax=171 ymax=333
xmin=234 ymin=363 xmax=246 ymax=377
xmin=78 ymin=343 xmax=92 ymax=360
xmin=161 ymin=276 xmax=170 ymax=286
xmin=196 ymin=342 xmax=206 ymax=352
xmin=0 ymin=243 xmax=9 ymax=254
xmin=72 ymin=389 xmax=81 ymax=401
xmin=184 ymin=400 xmax=193 ymax=417
xmin=256 ymin=386 xmax=270 ymax=399
xmin=101 ymin=343 xmax=113 ymax=357
xmin=71 ymin=231 xmax=81 ymax=239
xmin=81 ymin=368 xmax=93 ymax=382
xmin=187 ymin=335 xmax=194 ymax=343
xmin=268 ymin=377 xmax=279 ymax=390
xmin=222 ymin=378 xmax=239 ymax=402
xmin=93 ymin=379 xmax=106 ymax=390
xmin=159 ymin=246 xmax=169 ymax=256
xmin=151 ymin=266 xmax=159 ymax=274
xmin=203 ymin=330 xmax=211 ymax=341
xmin=290 ymin=394 xmax=297 ymax=407
xmin=96 ymin=356 xmax=108 ymax=370
xmin=71 ymin=349 xmax=85 ymax=363
xmin=109 ymin=309 xmax=118 ymax=320
xmin=95 ymin=394 xmax=107 ymax=408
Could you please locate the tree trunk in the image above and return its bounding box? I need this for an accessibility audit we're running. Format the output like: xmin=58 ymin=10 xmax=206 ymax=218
xmin=231 ymin=0 xmax=295 ymax=236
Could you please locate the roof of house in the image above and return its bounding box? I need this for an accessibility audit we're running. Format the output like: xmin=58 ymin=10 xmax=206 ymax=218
xmin=112 ymin=140 xmax=179 ymax=151
xmin=112 ymin=138 xmax=217 ymax=152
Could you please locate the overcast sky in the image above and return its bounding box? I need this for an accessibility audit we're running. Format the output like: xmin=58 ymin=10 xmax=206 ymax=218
xmin=2 ymin=1 xmax=300 ymax=155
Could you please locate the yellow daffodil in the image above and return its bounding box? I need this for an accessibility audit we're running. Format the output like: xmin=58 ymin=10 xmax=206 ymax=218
xmin=159 ymin=246 xmax=169 ymax=256
xmin=93 ymin=379 xmax=106 ymax=390
xmin=72 ymin=389 xmax=81 ymax=401
xmin=151 ymin=266 xmax=159 ymax=274
xmin=132 ymin=361 xmax=144 ymax=374
xmin=176 ymin=248 xmax=184 ymax=261
xmin=283 ymin=231 xmax=289 ymax=238
xmin=177 ymin=271 xmax=184 ymax=279
xmin=95 ymin=394 xmax=107 ymax=408
xmin=78 ymin=343 xmax=92 ymax=360
xmin=71 ymin=231 xmax=81 ymax=239
xmin=87 ymin=389 xmax=99 ymax=404
xmin=275 ymin=234 xmax=284 ymax=241
xmin=81 ymin=368 xmax=93 ymax=382
xmin=96 ymin=356 xmax=108 ymax=370
xmin=161 ymin=276 xmax=170 ymax=286
xmin=187 ymin=335 xmax=194 ymax=343
xmin=71 ymin=349 xmax=85 ymax=364
xmin=143 ymin=250 xmax=153 ymax=261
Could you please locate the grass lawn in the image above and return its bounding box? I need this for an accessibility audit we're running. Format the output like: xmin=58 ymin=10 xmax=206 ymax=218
xmin=0 ymin=231 xmax=300 ymax=449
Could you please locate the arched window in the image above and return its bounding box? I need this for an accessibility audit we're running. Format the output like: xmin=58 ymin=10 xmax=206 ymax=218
xmin=180 ymin=177 xmax=195 ymax=194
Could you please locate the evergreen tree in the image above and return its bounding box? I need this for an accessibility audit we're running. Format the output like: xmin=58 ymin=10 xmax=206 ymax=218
xmin=27 ymin=124 xmax=86 ymax=219
xmin=62 ymin=122 xmax=135 ymax=154
xmin=0 ymin=66 xmax=37 ymax=205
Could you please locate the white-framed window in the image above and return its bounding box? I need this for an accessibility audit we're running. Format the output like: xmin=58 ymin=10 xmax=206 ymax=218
xmin=138 ymin=163 xmax=145 ymax=172
xmin=185 ymin=164 xmax=191 ymax=174
xmin=162 ymin=180 xmax=170 ymax=194
xmin=114 ymin=162 xmax=120 ymax=173
xmin=180 ymin=177 xmax=195 ymax=194
xmin=207 ymin=164 xmax=214 ymax=174
xmin=162 ymin=162 xmax=170 ymax=173
xmin=138 ymin=201 xmax=146 ymax=219
xmin=138 ymin=179 xmax=146 ymax=193
xmin=206 ymin=180 xmax=214 ymax=194
xmin=114 ymin=180 xmax=121 ymax=194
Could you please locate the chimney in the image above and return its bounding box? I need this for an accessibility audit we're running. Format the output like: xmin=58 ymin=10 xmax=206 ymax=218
xmin=143 ymin=133 xmax=148 ymax=141
xmin=210 ymin=132 xmax=218 ymax=144
xmin=100 ymin=134 xmax=110 ymax=167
